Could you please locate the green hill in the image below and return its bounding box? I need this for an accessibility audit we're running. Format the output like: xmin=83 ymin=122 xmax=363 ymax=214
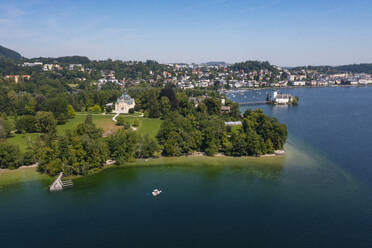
xmin=0 ymin=45 xmax=22 ymax=60
xmin=231 ymin=60 xmax=277 ymax=72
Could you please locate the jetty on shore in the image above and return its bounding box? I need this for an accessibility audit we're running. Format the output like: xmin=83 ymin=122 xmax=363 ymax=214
xmin=49 ymin=172 xmax=73 ymax=192
xmin=238 ymin=101 xmax=270 ymax=106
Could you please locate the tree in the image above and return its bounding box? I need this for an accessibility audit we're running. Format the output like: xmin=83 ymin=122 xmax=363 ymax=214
xmin=292 ymin=96 xmax=299 ymax=105
xmin=75 ymin=121 xmax=103 ymax=140
xmin=0 ymin=142 xmax=21 ymax=169
xmin=205 ymin=142 xmax=218 ymax=156
xmin=45 ymin=96 xmax=69 ymax=124
xmin=35 ymin=111 xmax=56 ymax=134
xmin=159 ymin=87 xmax=178 ymax=110
xmin=43 ymin=158 xmax=63 ymax=176
xmin=160 ymin=96 xmax=171 ymax=117
xmin=23 ymin=147 xmax=37 ymax=165
xmin=67 ymin=104 xmax=76 ymax=118
xmin=162 ymin=135 xmax=181 ymax=156
xmin=203 ymin=98 xmax=221 ymax=115
xmin=0 ymin=117 xmax=12 ymax=139
xmin=107 ymin=130 xmax=138 ymax=164
xmin=83 ymin=138 xmax=109 ymax=173
xmin=135 ymin=135 xmax=159 ymax=158
xmin=15 ymin=115 xmax=37 ymax=133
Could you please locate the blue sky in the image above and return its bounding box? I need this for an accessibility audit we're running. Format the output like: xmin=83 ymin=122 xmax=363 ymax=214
xmin=1 ymin=0 xmax=372 ymax=66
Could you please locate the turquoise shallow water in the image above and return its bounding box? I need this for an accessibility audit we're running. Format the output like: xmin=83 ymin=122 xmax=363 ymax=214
xmin=1 ymin=87 xmax=372 ymax=247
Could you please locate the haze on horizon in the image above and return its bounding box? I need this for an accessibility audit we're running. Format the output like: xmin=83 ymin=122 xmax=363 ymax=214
xmin=1 ymin=0 xmax=372 ymax=67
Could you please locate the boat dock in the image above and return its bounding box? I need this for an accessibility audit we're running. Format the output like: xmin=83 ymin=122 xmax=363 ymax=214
xmin=238 ymin=101 xmax=270 ymax=105
xmin=49 ymin=172 xmax=73 ymax=192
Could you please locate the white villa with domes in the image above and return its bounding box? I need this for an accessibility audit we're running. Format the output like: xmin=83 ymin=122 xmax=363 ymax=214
xmin=113 ymin=93 xmax=135 ymax=114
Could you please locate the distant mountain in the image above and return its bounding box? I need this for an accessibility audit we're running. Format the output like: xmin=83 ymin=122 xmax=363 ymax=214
xmin=0 ymin=45 xmax=23 ymax=60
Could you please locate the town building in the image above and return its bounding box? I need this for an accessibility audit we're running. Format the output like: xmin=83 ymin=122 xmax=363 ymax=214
xmin=221 ymin=106 xmax=231 ymax=114
xmin=4 ymin=75 xmax=31 ymax=83
xmin=23 ymin=62 xmax=42 ymax=67
xmin=292 ymin=81 xmax=306 ymax=86
xmin=224 ymin=121 xmax=242 ymax=126
xmin=43 ymin=64 xmax=62 ymax=71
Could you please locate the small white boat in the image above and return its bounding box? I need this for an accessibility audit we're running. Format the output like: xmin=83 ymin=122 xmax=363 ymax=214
xmin=152 ymin=189 xmax=162 ymax=196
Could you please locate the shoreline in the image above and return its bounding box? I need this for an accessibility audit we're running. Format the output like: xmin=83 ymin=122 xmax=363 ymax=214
xmin=0 ymin=152 xmax=285 ymax=187
xmin=223 ymin=84 xmax=372 ymax=92
xmin=66 ymin=152 xmax=286 ymax=180
xmin=0 ymin=163 xmax=38 ymax=174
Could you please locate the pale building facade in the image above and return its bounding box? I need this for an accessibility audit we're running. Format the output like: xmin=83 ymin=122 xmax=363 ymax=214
xmin=272 ymin=90 xmax=293 ymax=104
xmin=114 ymin=93 xmax=135 ymax=114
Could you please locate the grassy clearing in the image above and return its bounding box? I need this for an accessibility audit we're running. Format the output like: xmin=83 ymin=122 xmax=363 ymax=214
xmin=56 ymin=114 xmax=87 ymax=135
xmin=57 ymin=114 xmax=119 ymax=136
xmin=137 ymin=118 xmax=162 ymax=139
xmin=6 ymin=133 xmax=40 ymax=153
xmin=94 ymin=115 xmax=122 ymax=136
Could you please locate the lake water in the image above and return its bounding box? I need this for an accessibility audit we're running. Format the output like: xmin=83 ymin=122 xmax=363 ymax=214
xmin=1 ymin=87 xmax=372 ymax=248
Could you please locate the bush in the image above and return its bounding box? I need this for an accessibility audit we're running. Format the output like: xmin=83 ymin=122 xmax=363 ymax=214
xmin=129 ymin=108 xmax=135 ymax=114
xmin=205 ymin=142 xmax=218 ymax=156
xmin=88 ymin=104 xmax=102 ymax=113
xmin=67 ymin=104 xmax=76 ymax=118
xmin=15 ymin=112 xmax=56 ymax=134
xmin=116 ymin=116 xmax=131 ymax=129
xmin=132 ymin=119 xmax=140 ymax=127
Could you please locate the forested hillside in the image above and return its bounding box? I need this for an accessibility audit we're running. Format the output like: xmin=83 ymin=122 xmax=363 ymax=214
xmin=0 ymin=45 xmax=22 ymax=60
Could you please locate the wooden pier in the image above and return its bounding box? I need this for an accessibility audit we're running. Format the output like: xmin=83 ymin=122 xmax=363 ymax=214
xmin=238 ymin=101 xmax=270 ymax=106
xmin=49 ymin=172 xmax=73 ymax=192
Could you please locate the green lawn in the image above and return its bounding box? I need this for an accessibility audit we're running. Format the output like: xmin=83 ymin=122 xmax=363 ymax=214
xmin=6 ymin=133 xmax=40 ymax=153
xmin=56 ymin=114 xmax=87 ymax=135
xmin=102 ymin=115 xmax=162 ymax=138
xmin=57 ymin=113 xmax=120 ymax=136
xmin=137 ymin=118 xmax=162 ymax=139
